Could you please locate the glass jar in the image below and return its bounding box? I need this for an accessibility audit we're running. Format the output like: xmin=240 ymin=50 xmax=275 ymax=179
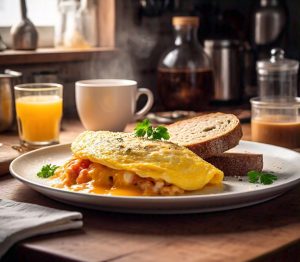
xmin=157 ymin=16 xmax=214 ymax=111
xmin=251 ymin=97 xmax=300 ymax=148
xmin=55 ymin=0 xmax=90 ymax=48
xmin=256 ymin=48 xmax=299 ymax=101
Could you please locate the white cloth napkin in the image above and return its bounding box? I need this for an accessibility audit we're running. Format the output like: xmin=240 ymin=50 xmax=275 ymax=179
xmin=0 ymin=199 xmax=83 ymax=259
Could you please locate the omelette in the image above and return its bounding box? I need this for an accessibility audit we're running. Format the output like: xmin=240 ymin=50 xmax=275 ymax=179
xmin=51 ymin=131 xmax=224 ymax=196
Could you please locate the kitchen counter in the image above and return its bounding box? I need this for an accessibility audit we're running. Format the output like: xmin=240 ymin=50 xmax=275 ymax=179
xmin=0 ymin=120 xmax=300 ymax=262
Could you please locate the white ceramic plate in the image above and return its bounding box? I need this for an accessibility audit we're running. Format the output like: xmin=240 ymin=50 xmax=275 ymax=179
xmin=9 ymin=141 xmax=300 ymax=214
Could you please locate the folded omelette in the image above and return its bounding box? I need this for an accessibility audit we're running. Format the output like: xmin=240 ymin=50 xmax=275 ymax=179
xmin=52 ymin=131 xmax=224 ymax=196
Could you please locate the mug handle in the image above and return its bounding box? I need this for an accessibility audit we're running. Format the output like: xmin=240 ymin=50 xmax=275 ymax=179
xmin=134 ymin=88 xmax=154 ymax=120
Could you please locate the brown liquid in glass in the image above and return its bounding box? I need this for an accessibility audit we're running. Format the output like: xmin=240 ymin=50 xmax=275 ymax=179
xmin=157 ymin=68 xmax=214 ymax=111
xmin=252 ymin=117 xmax=300 ymax=148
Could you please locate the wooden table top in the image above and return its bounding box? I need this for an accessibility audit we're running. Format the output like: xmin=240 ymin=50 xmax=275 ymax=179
xmin=1 ymin=120 xmax=300 ymax=262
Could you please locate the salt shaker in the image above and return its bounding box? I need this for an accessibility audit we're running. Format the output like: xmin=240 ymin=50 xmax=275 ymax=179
xmin=256 ymin=48 xmax=299 ymax=101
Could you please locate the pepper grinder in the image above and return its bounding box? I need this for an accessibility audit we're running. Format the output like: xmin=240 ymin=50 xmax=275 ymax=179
xmin=10 ymin=0 xmax=38 ymax=50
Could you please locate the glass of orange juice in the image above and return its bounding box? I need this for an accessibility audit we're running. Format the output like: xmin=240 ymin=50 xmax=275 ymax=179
xmin=14 ymin=83 xmax=63 ymax=148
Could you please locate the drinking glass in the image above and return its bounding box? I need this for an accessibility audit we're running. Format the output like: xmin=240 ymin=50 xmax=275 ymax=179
xmin=14 ymin=83 xmax=63 ymax=148
xmin=251 ymin=97 xmax=300 ymax=148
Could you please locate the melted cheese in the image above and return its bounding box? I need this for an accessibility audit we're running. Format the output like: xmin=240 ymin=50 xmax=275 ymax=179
xmin=70 ymin=183 xmax=141 ymax=196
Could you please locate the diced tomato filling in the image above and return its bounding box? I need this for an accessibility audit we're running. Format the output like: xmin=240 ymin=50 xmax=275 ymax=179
xmin=54 ymin=158 xmax=184 ymax=195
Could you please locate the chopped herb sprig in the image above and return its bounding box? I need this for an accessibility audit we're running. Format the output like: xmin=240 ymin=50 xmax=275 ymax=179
xmin=37 ymin=164 xmax=59 ymax=178
xmin=134 ymin=119 xmax=170 ymax=140
xmin=247 ymin=170 xmax=278 ymax=185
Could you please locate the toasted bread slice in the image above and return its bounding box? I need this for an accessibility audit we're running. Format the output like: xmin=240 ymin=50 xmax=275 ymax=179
xmin=206 ymin=152 xmax=263 ymax=177
xmin=168 ymin=113 xmax=243 ymax=158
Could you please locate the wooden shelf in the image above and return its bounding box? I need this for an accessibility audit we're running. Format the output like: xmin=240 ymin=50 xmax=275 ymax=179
xmin=0 ymin=0 xmax=116 ymax=66
xmin=0 ymin=47 xmax=117 ymax=65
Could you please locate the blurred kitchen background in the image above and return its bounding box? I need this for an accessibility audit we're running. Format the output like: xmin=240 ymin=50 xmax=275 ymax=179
xmin=0 ymin=0 xmax=300 ymax=118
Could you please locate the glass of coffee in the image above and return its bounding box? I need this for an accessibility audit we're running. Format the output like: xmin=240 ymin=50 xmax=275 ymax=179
xmin=251 ymin=97 xmax=300 ymax=148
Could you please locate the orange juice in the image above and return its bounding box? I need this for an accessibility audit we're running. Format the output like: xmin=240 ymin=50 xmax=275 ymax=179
xmin=16 ymin=95 xmax=62 ymax=143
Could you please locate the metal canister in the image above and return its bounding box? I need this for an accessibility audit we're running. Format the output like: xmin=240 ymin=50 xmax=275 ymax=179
xmin=204 ymin=39 xmax=243 ymax=101
xmin=0 ymin=70 xmax=22 ymax=132
xmin=0 ymin=75 xmax=13 ymax=132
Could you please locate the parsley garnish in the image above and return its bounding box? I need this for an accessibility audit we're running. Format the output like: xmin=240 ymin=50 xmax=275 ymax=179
xmin=37 ymin=164 xmax=59 ymax=178
xmin=134 ymin=119 xmax=170 ymax=140
xmin=247 ymin=170 xmax=278 ymax=185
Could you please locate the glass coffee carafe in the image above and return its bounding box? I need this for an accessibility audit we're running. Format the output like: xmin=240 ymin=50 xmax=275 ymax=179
xmin=157 ymin=16 xmax=214 ymax=111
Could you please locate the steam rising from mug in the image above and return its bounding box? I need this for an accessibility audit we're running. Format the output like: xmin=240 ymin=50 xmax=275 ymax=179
xmin=75 ymin=79 xmax=153 ymax=131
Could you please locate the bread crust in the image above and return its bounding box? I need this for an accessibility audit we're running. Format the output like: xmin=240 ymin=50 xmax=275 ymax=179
xmin=168 ymin=113 xmax=243 ymax=158
xmin=206 ymin=153 xmax=263 ymax=176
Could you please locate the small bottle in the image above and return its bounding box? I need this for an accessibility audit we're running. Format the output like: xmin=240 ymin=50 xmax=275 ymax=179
xmin=77 ymin=0 xmax=98 ymax=47
xmin=157 ymin=16 xmax=214 ymax=111
xmin=55 ymin=0 xmax=90 ymax=48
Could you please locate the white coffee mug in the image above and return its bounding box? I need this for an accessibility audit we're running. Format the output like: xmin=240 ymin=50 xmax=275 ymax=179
xmin=75 ymin=79 xmax=154 ymax=131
